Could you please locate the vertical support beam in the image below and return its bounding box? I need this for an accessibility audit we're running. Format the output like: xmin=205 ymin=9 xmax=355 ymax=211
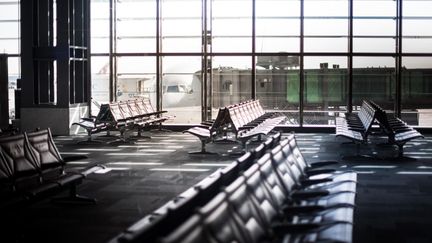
xmin=85 ymin=0 xmax=92 ymax=114
xmin=74 ymin=0 xmax=84 ymax=103
xmin=251 ymin=0 xmax=256 ymax=100
xmin=201 ymin=0 xmax=208 ymax=121
xmin=299 ymin=0 xmax=305 ymax=126
xmin=395 ymin=0 xmax=402 ymax=118
xmin=0 ymin=55 xmax=8 ymax=129
xmin=38 ymin=0 xmax=51 ymax=104
xmin=20 ymin=0 xmax=91 ymax=135
xmin=109 ymin=0 xmax=116 ymax=102
xmin=348 ymin=0 xmax=353 ymax=113
xmin=57 ymin=0 xmax=70 ymax=108
xmin=20 ymin=0 xmax=34 ymax=108
xmin=156 ymin=0 xmax=162 ymax=112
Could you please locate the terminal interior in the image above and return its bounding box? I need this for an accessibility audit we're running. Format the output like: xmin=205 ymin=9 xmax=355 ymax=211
xmin=1 ymin=1 xmax=432 ymax=243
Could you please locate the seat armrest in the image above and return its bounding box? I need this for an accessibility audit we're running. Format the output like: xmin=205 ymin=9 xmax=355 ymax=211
xmin=272 ymin=222 xmax=335 ymax=234
xmin=300 ymin=178 xmax=333 ymax=186
xmin=63 ymin=155 xmax=89 ymax=162
xmin=281 ymin=205 xmax=325 ymax=214
xmin=309 ymin=160 xmax=339 ymax=168
xmin=291 ymin=189 xmax=329 ymax=199
xmin=305 ymin=168 xmax=336 ymax=176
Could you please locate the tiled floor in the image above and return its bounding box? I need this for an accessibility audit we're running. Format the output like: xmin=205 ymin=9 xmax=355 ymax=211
xmin=2 ymin=131 xmax=432 ymax=243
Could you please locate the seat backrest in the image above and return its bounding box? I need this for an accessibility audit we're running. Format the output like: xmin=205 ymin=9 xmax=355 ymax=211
xmin=255 ymin=100 xmax=265 ymax=115
xmin=227 ymin=107 xmax=243 ymax=132
xmin=95 ymin=103 xmax=113 ymax=123
xmin=257 ymin=152 xmax=291 ymax=210
xmin=199 ymin=192 xmax=249 ymax=243
xmin=243 ymin=102 xmax=256 ymax=121
xmin=110 ymin=103 xmax=126 ymax=122
xmin=0 ymin=133 xmax=40 ymax=178
xmin=118 ymin=102 xmax=134 ymax=120
xmin=359 ymin=100 xmax=377 ymax=137
xmin=268 ymin=147 xmax=298 ymax=195
xmin=158 ymin=214 xmax=216 ymax=243
xmin=243 ymin=162 xmax=279 ymax=228
xmin=286 ymin=135 xmax=310 ymax=172
xmin=135 ymin=99 xmax=149 ymax=115
xmin=209 ymin=108 xmax=229 ymax=133
xmin=127 ymin=101 xmax=141 ymax=118
xmin=367 ymin=100 xmax=394 ymax=135
xmin=234 ymin=106 xmax=248 ymax=127
xmin=239 ymin=104 xmax=253 ymax=124
xmin=26 ymin=128 xmax=64 ymax=170
xmin=247 ymin=101 xmax=260 ymax=120
xmin=281 ymin=143 xmax=306 ymax=181
xmin=143 ymin=98 xmax=156 ymax=113
xmin=224 ymin=177 xmax=268 ymax=243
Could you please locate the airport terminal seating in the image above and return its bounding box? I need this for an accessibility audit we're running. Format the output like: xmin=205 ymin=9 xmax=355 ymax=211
xmin=336 ymin=100 xmax=423 ymax=158
xmin=72 ymin=97 xmax=174 ymax=144
xmin=109 ymin=132 xmax=357 ymax=243
xmin=335 ymin=100 xmax=379 ymax=158
xmin=184 ymin=100 xmax=286 ymax=153
xmin=335 ymin=100 xmax=377 ymax=145
xmin=367 ymin=100 xmax=424 ymax=157
xmin=0 ymin=128 xmax=104 ymax=211
xmin=181 ymin=107 xmax=230 ymax=154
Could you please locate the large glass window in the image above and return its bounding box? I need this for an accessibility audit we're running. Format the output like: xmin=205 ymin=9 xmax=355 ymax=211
xmin=116 ymin=56 xmax=156 ymax=104
xmin=212 ymin=56 xmax=252 ymax=108
xmin=402 ymin=0 xmax=432 ymax=53
xmin=402 ymin=57 xmax=432 ymax=127
xmin=116 ymin=0 xmax=156 ymax=53
xmin=304 ymin=57 xmax=347 ymax=125
xmin=162 ymin=0 xmax=201 ymax=53
xmin=304 ymin=0 xmax=348 ymax=53
xmin=91 ymin=0 xmax=109 ymax=54
xmin=255 ymin=0 xmax=300 ymax=53
xmin=84 ymin=0 xmax=432 ymax=127
xmin=256 ymin=56 xmax=300 ymax=125
xmin=212 ymin=0 xmax=252 ymax=52
xmin=90 ymin=56 xmax=109 ymax=115
xmin=162 ymin=56 xmax=201 ymax=124
xmin=352 ymin=57 xmax=395 ymax=110
xmin=0 ymin=0 xmax=20 ymax=122
xmin=353 ymin=0 xmax=396 ymax=53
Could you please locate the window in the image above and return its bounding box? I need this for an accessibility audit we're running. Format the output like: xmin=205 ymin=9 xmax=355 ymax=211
xmin=85 ymin=0 xmax=432 ymax=127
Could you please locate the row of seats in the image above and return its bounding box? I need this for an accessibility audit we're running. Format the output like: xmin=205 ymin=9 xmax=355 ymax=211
xmin=335 ymin=100 xmax=377 ymax=145
xmin=110 ymin=132 xmax=357 ymax=243
xmin=367 ymin=100 xmax=424 ymax=157
xmin=0 ymin=128 xmax=103 ymax=211
xmin=226 ymin=100 xmax=286 ymax=149
xmin=73 ymin=98 xmax=173 ymax=144
xmin=184 ymin=100 xmax=285 ymax=154
xmin=336 ymin=100 xmax=423 ymax=158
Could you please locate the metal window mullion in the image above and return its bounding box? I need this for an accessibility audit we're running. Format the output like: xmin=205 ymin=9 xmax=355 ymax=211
xmin=348 ymin=0 xmax=353 ymax=113
xmin=299 ymin=0 xmax=304 ymax=126
xmin=251 ymin=0 xmax=256 ymax=100
xmin=396 ymin=0 xmax=402 ymax=117
xmin=156 ymin=0 xmax=162 ymax=112
xmin=201 ymin=0 xmax=207 ymax=121
xmin=208 ymin=0 xmax=213 ymax=120
xmin=109 ymin=0 xmax=116 ymax=102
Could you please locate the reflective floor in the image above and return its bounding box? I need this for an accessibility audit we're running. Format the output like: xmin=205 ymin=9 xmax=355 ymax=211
xmin=2 ymin=131 xmax=432 ymax=243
